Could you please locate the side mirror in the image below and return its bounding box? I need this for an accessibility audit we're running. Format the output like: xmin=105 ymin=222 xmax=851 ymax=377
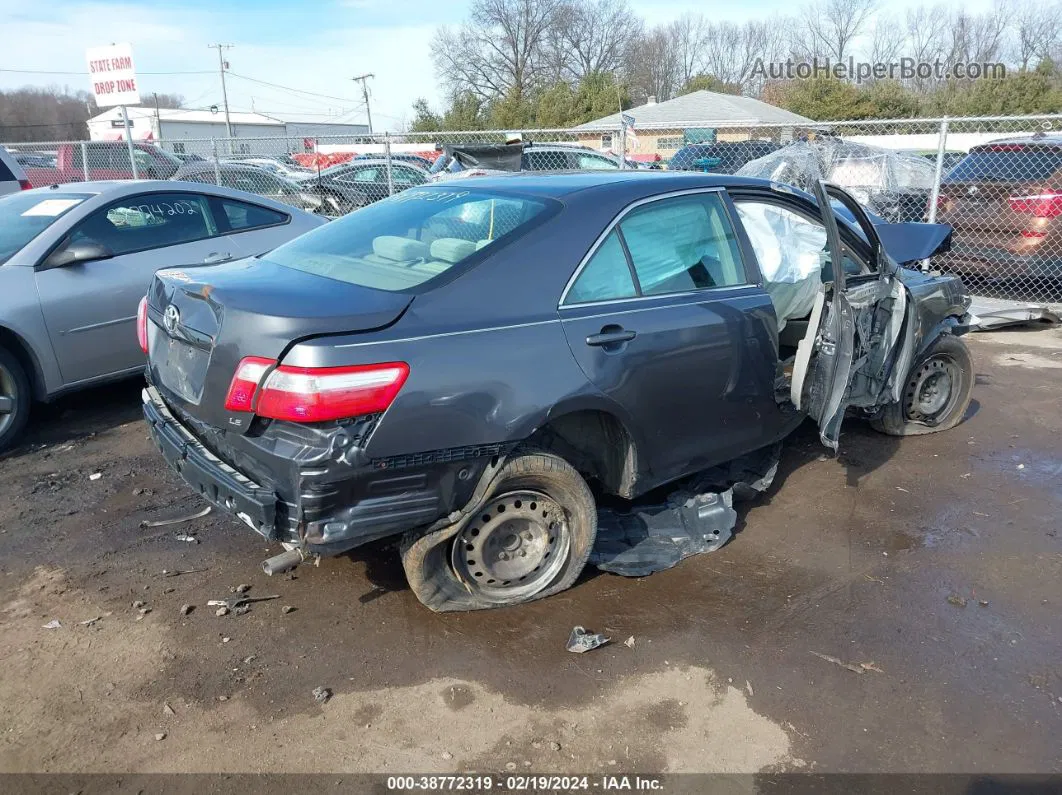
xmin=44 ymin=240 xmax=114 ymax=269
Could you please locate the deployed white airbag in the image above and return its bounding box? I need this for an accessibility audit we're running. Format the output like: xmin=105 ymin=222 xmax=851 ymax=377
xmin=735 ymin=202 xmax=825 ymax=330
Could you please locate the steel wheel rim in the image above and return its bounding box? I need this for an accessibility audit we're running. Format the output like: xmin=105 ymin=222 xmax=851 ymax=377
xmin=451 ymin=490 xmax=570 ymax=603
xmin=904 ymin=354 xmax=961 ymax=425
xmin=0 ymin=361 xmax=17 ymax=437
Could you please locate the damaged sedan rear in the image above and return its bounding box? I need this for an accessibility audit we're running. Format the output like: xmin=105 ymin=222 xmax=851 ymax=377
xmin=140 ymin=172 xmax=972 ymax=611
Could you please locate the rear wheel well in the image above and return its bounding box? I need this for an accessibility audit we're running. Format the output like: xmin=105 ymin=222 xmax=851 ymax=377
xmin=0 ymin=327 xmax=42 ymax=401
xmin=528 ymin=410 xmax=638 ymax=499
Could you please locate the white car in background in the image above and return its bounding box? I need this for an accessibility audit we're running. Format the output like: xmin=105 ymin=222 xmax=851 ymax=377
xmin=0 ymin=149 xmax=31 ymax=196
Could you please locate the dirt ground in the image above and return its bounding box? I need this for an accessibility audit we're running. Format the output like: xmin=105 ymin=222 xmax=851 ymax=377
xmin=0 ymin=327 xmax=1060 ymax=776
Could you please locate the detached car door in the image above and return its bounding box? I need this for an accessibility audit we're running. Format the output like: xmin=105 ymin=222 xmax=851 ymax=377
xmin=559 ymin=189 xmax=781 ymax=487
xmin=791 ymin=180 xmax=912 ymax=449
xmin=35 ymin=192 xmax=238 ymax=385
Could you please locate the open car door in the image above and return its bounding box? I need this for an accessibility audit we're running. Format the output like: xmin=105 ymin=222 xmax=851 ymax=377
xmin=790 ymin=180 xmax=913 ymax=450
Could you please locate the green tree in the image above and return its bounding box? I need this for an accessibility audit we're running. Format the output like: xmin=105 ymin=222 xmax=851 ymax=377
xmin=679 ymin=75 xmax=741 ymax=96
xmin=861 ymin=80 xmax=922 ymax=118
xmin=928 ymin=60 xmax=1062 ymax=116
xmin=408 ymin=98 xmax=442 ymax=133
xmin=775 ymin=76 xmax=876 ymax=120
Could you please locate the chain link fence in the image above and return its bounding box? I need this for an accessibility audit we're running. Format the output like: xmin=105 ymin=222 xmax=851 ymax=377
xmin=5 ymin=114 xmax=1062 ymax=304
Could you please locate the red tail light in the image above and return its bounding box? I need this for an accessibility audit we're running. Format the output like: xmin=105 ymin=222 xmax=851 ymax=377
xmin=224 ymin=360 xmax=410 ymax=422
xmin=224 ymin=356 xmax=276 ymax=412
xmin=1008 ymin=192 xmax=1062 ymax=219
xmin=136 ymin=296 xmax=149 ymax=353
xmin=18 ymin=179 xmax=32 ymax=191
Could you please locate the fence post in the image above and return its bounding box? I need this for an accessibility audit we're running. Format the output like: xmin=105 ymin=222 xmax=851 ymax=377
xmin=617 ymin=126 xmax=626 ymax=169
xmin=211 ymin=138 xmax=221 ymax=185
xmin=924 ymin=117 xmax=950 ymax=271
xmin=384 ymin=132 xmax=394 ymax=196
xmin=80 ymin=141 xmax=90 ymax=181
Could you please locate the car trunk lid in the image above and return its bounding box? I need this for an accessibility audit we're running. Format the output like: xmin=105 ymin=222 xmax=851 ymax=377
xmin=146 ymin=256 xmax=412 ymax=431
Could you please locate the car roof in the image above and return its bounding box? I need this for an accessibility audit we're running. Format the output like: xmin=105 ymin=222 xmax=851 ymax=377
xmin=429 ymin=170 xmax=775 ymax=198
xmin=970 ymin=134 xmax=1062 ymax=149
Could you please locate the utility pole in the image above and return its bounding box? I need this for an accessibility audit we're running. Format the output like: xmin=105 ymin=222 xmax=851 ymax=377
xmin=152 ymin=92 xmax=163 ymax=145
xmin=352 ymin=73 xmax=375 ymax=134
xmin=209 ymin=44 xmax=234 ymax=147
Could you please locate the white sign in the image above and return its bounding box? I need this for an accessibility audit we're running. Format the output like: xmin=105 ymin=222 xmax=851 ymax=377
xmin=86 ymin=43 xmax=140 ymax=107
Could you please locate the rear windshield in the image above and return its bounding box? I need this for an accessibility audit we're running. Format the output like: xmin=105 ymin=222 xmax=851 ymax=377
xmin=0 ymin=192 xmax=89 ymax=265
xmin=947 ymin=147 xmax=1062 ymax=182
xmin=261 ymin=188 xmax=551 ymax=291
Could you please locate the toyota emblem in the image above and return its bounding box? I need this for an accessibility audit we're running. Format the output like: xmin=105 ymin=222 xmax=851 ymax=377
xmin=163 ymin=304 xmax=180 ymax=334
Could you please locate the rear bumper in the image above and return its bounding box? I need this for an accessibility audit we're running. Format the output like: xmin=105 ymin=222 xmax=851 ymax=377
xmin=142 ymin=386 xmax=493 ymax=555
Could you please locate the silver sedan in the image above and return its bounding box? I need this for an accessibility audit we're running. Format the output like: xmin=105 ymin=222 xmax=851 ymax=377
xmin=0 ymin=180 xmax=326 ymax=451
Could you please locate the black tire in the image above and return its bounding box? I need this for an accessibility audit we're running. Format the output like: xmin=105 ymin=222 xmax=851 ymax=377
xmin=0 ymin=346 xmax=31 ymax=454
xmin=400 ymin=450 xmax=597 ymax=612
xmin=871 ymin=334 xmax=974 ymax=436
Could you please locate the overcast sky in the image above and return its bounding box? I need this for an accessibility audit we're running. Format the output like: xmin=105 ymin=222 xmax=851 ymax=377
xmin=0 ymin=0 xmax=1000 ymax=131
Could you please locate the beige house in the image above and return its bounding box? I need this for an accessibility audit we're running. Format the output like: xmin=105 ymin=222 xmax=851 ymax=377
xmin=572 ymin=91 xmax=814 ymax=160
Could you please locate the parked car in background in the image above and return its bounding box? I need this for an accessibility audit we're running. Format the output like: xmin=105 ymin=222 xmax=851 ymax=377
xmin=13 ymin=151 xmax=57 ymax=170
xmin=172 ymin=162 xmax=328 ymax=214
xmin=668 ymin=141 xmax=781 ymax=173
xmin=299 ymin=158 xmax=429 ymax=212
xmin=0 ymin=148 xmax=31 ymax=195
xmin=429 ymin=142 xmax=639 ymax=181
xmin=223 ymin=155 xmax=313 ymax=181
xmin=141 ymin=172 xmax=971 ymax=612
xmin=908 ymin=150 xmax=965 ymax=175
xmin=738 ymin=138 xmax=937 ymax=222
xmin=936 ymin=135 xmax=1062 ymax=282
xmin=0 ymin=180 xmax=326 ymax=451
xmin=19 ymin=142 xmax=182 ymax=186
xmin=171 ymin=152 xmax=206 ymax=164
xmin=352 ymin=153 xmax=435 ymax=171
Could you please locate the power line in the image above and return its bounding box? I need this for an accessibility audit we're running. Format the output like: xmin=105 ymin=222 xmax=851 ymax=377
xmin=0 ymin=67 xmax=214 ymax=76
xmin=225 ymin=72 xmax=365 ymax=104
xmin=351 ymin=73 xmax=374 ymax=134
xmin=208 ymin=44 xmax=234 ymax=141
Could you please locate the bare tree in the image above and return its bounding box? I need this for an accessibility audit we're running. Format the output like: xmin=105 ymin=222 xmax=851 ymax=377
xmin=1012 ymin=0 xmax=1062 ymax=70
xmin=551 ymin=0 xmax=641 ymax=80
xmin=868 ymin=14 xmax=904 ymax=67
xmin=623 ymin=26 xmax=680 ymax=103
xmin=432 ymin=0 xmax=565 ymax=102
xmin=668 ymin=13 xmax=709 ymax=86
xmin=0 ymin=86 xmax=97 ymax=142
xmin=945 ymin=1 xmax=1010 ymax=67
xmin=800 ymin=0 xmax=879 ymax=61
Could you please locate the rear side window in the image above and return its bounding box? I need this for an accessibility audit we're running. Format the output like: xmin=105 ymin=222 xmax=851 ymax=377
xmin=261 ymin=188 xmax=551 ymax=291
xmin=219 ymin=198 xmax=287 ymax=231
xmin=565 ymin=231 xmax=636 ymax=303
xmin=620 ymin=193 xmax=746 ymax=295
xmin=0 ymin=192 xmax=89 ymax=265
xmin=948 ymin=147 xmax=1062 ymax=182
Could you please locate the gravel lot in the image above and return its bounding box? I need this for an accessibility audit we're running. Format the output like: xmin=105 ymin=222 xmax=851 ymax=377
xmin=1 ymin=326 xmax=1060 ymax=775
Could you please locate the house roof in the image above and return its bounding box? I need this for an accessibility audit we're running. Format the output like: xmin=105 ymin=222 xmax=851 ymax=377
xmin=89 ymin=107 xmax=285 ymax=126
xmin=574 ymin=91 xmax=814 ymax=130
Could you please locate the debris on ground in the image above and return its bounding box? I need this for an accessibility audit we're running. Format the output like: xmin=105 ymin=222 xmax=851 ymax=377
xmin=207 ymin=595 xmax=280 ymax=612
xmin=312 ymin=686 xmax=332 ymax=704
xmin=174 ymin=534 xmax=198 ymax=544
xmin=810 ymin=651 xmax=885 ymax=675
xmin=948 ymin=594 xmax=969 ymax=608
xmin=979 ymin=600 xmax=990 ymax=607
xmin=590 ymin=444 xmax=779 ymax=576
xmin=746 ymin=680 xmax=755 ymax=697
xmin=233 ymin=584 xmax=251 ymax=594
xmin=550 ymin=741 xmax=562 ymax=752
xmin=89 ymin=472 xmax=102 ymax=481
xmin=162 ymin=703 xmax=175 ymax=716
xmin=140 ymin=506 xmax=212 ymax=528
xmin=282 ymin=605 xmax=295 ymax=614
xmin=215 ymin=606 xmax=229 ymax=617
xmin=567 ymin=626 xmax=610 ymax=653
xmin=623 ymin=636 xmax=636 ymax=649
xmin=179 ymin=604 xmax=193 ymax=616
xmin=162 ymin=568 xmax=209 ymax=578
xmin=132 ymin=600 xmax=146 ymax=609
xmin=154 ymin=732 xmax=166 ymax=741
xmin=233 ymin=605 xmax=250 ymax=616
xmin=441 ymin=751 xmax=453 ymax=760
xmin=79 ymin=616 xmax=100 ymax=627
xmin=41 ymin=619 xmax=62 ymax=630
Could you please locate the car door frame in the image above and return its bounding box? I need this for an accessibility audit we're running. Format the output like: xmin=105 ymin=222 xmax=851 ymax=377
xmin=800 ymin=180 xmax=911 ymax=448
xmin=557 ymin=186 xmax=783 ymax=489
xmin=32 ymin=190 xmax=239 ymax=386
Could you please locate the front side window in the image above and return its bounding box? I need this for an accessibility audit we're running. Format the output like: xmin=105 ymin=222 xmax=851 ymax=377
xmin=577 ymin=154 xmax=619 ymax=170
xmin=70 ymin=193 xmax=215 ymax=256
xmin=261 ymin=188 xmax=551 ymax=291
xmin=620 ymin=193 xmax=746 ymax=295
